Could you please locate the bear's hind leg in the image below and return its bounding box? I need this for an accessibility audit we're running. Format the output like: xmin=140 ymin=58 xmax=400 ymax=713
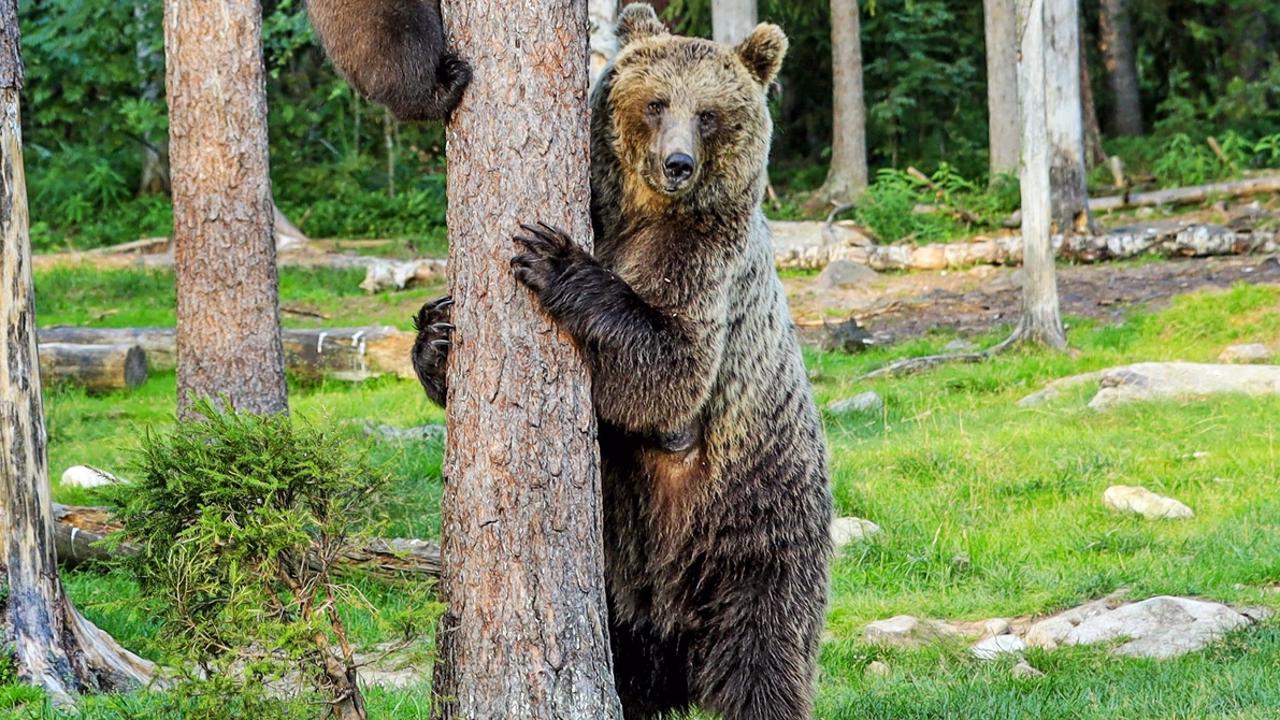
xmin=611 ymin=620 xmax=691 ymax=719
xmin=690 ymin=607 xmax=820 ymax=720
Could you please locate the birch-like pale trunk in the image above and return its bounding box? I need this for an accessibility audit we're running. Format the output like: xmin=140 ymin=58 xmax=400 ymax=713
xmin=1043 ymin=0 xmax=1093 ymax=235
xmin=1015 ymin=0 xmax=1068 ymax=349
xmin=712 ymin=0 xmax=757 ymax=45
xmin=431 ymin=0 xmax=623 ymax=716
xmin=818 ymin=0 xmax=868 ymax=202
xmin=984 ymin=0 xmax=1021 ymax=179
xmin=1 ymin=5 xmax=155 ymax=705
xmin=590 ymin=0 xmax=620 ymax=88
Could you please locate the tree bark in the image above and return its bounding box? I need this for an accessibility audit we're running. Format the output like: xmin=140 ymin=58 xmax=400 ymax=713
xmin=1 ymin=15 xmax=155 ymax=705
xmin=1043 ymin=0 xmax=1093 ymax=236
xmin=164 ymin=0 xmax=288 ymax=418
xmin=712 ymin=0 xmax=757 ymax=45
xmin=37 ymin=344 xmax=148 ymax=392
xmin=589 ymin=0 xmax=620 ymax=87
xmin=1016 ymin=0 xmax=1068 ymax=349
xmin=433 ymin=0 xmax=622 ymax=717
xmin=1097 ymin=0 xmax=1142 ymax=136
xmin=1079 ymin=28 xmax=1106 ymax=167
xmin=818 ymin=0 xmax=868 ymax=202
xmin=984 ymin=0 xmax=1021 ymax=179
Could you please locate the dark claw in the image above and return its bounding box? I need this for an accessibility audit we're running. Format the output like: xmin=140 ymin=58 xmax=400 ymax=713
xmin=430 ymin=339 xmax=450 ymax=349
xmin=430 ymin=322 xmax=455 ymax=332
xmin=429 ymin=297 xmax=454 ymax=310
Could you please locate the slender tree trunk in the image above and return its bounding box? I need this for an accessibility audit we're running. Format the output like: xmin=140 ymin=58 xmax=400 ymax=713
xmin=1016 ymin=0 xmax=1068 ymax=349
xmin=984 ymin=0 xmax=1021 ymax=180
xmin=135 ymin=0 xmax=169 ymax=196
xmin=818 ymin=0 xmax=868 ymax=202
xmin=712 ymin=0 xmax=757 ymax=45
xmin=0 ymin=9 xmax=155 ymax=706
xmin=164 ymin=0 xmax=288 ymax=418
xmin=590 ymin=0 xmax=620 ymax=87
xmin=1097 ymin=0 xmax=1142 ymax=136
xmin=432 ymin=0 xmax=622 ymax=717
xmin=1043 ymin=0 xmax=1093 ymax=235
xmin=1079 ymin=27 xmax=1106 ymax=167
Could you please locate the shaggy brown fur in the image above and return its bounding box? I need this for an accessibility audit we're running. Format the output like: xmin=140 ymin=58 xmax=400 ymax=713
xmin=306 ymin=0 xmax=469 ymax=121
xmin=413 ymin=6 xmax=831 ymax=719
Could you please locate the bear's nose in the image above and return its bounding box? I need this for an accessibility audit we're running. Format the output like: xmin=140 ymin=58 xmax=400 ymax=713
xmin=664 ymin=153 xmax=695 ymax=182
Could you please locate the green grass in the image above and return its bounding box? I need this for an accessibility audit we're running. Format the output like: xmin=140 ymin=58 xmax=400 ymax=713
xmin=5 ymin=280 xmax=1280 ymax=718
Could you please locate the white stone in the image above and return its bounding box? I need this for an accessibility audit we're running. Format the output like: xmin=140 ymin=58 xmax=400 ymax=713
xmin=1063 ymin=596 xmax=1251 ymax=659
xmin=60 ymin=465 xmax=124 ymax=489
xmin=827 ymin=391 xmax=884 ymax=416
xmin=831 ymin=517 xmax=882 ymax=548
xmin=970 ymin=634 xmax=1027 ymax=661
xmin=1218 ymin=343 xmax=1274 ymax=364
xmin=1103 ymin=485 xmax=1194 ymax=519
xmin=815 ymin=260 xmax=880 ymax=290
xmin=1088 ymin=362 xmax=1280 ymax=409
xmin=982 ymin=618 xmax=1012 ymax=637
xmin=1025 ymin=593 xmax=1127 ymax=650
xmin=863 ymin=615 xmax=954 ymax=647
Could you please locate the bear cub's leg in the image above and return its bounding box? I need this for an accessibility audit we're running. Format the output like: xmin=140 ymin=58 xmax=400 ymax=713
xmin=411 ymin=296 xmax=453 ymax=407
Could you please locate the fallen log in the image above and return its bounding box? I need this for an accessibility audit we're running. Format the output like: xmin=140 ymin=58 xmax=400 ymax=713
xmin=37 ymin=326 xmax=416 ymax=381
xmin=38 ymin=343 xmax=147 ymax=391
xmin=50 ymin=503 xmax=441 ymax=578
xmin=1089 ymin=175 xmax=1280 ymax=212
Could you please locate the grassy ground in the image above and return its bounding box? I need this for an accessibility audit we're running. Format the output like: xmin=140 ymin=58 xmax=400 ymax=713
xmin=3 ymin=269 xmax=1280 ymax=718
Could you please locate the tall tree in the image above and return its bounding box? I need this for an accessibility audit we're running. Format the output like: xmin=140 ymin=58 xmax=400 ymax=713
xmin=590 ymin=0 xmax=620 ymax=85
xmin=1097 ymin=0 xmax=1143 ymax=136
xmin=164 ymin=0 xmax=288 ymax=417
xmin=1043 ymin=0 xmax=1093 ymax=234
xmin=1079 ymin=27 xmax=1107 ymax=166
xmin=1015 ymin=0 xmax=1068 ymax=349
xmin=712 ymin=0 xmax=757 ymax=44
xmin=1 ymin=4 xmax=155 ymax=705
xmin=431 ymin=0 xmax=623 ymax=716
xmin=984 ymin=0 xmax=1021 ymax=180
xmin=816 ymin=0 xmax=868 ymax=203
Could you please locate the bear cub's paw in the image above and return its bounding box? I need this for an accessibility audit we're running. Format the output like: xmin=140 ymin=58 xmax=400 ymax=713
xmin=511 ymin=222 xmax=592 ymax=295
xmin=411 ymin=296 xmax=453 ymax=404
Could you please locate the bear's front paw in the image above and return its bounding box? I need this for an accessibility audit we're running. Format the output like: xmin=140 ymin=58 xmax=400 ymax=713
xmin=511 ymin=222 xmax=588 ymax=295
xmin=439 ymin=53 xmax=472 ymax=89
xmin=411 ymin=296 xmax=454 ymax=404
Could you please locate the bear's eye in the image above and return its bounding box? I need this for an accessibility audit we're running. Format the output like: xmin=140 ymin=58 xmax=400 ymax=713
xmin=646 ymin=100 xmax=667 ymax=116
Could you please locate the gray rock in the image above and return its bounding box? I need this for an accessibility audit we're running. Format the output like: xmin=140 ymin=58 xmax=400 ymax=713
xmin=1088 ymin=362 xmax=1280 ymax=409
xmin=863 ymin=615 xmax=955 ymax=648
xmin=970 ymin=634 xmax=1027 ymax=661
xmin=1063 ymin=596 xmax=1251 ymax=659
xmin=1025 ymin=592 xmax=1129 ymax=650
xmin=1218 ymin=343 xmax=1274 ymax=364
xmin=827 ymin=391 xmax=884 ymax=416
xmin=831 ymin=516 xmax=883 ymax=548
xmin=1103 ymin=485 xmax=1194 ymax=519
xmin=814 ymin=259 xmax=880 ymax=290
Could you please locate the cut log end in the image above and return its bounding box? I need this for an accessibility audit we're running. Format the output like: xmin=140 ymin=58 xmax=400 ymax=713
xmin=38 ymin=343 xmax=149 ymax=392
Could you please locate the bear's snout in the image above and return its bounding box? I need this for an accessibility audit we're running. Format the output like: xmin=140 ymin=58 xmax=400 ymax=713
xmin=664 ymin=153 xmax=695 ymax=183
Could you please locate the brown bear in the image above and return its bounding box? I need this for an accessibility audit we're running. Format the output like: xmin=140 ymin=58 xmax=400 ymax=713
xmin=413 ymin=5 xmax=832 ymax=718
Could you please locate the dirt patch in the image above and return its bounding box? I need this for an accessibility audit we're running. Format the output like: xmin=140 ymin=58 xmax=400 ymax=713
xmin=791 ymin=254 xmax=1280 ymax=347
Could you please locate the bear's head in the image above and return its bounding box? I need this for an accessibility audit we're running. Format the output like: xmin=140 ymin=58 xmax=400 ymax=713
xmin=598 ymin=3 xmax=786 ymax=209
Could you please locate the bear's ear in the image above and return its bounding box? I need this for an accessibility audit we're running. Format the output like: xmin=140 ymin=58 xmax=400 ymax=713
xmin=615 ymin=3 xmax=668 ymax=48
xmin=735 ymin=23 xmax=788 ymax=86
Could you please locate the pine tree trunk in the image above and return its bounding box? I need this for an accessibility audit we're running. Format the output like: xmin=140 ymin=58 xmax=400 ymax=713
xmin=1097 ymin=0 xmax=1142 ymax=136
xmin=1 ymin=11 xmax=154 ymax=706
xmin=1043 ymin=0 xmax=1093 ymax=235
xmin=984 ymin=0 xmax=1021 ymax=179
xmin=819 ymin=0 xmax=868 ymax=201
xmin=712 ymin=0 xmax=757 ymax=45
xmin=432 ymin=0 xmax=623 ymax=717
xmin=1016 ymin=0 xmax=1068 ymax=350
xmin=164 ymin=0 xmax=288 ymax=418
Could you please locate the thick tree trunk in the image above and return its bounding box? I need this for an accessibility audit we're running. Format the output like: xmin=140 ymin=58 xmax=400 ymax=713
xmin=1016 ymin=0 xmax=1068 ymax=349
xmin=433 ymin=0 xmax=622 ymax=717
xmin=1097 ymin=0 xmax=1142 ymax=136
xmin=984 ymin=0 xmax=1021 ymax=179
xmin=590 ymin=0 xmax=620 ymax=87
xmin=818 ymin=0 xmax=868 ymax=202
xmin=712 ymin=0 xmax=757 ymax=44
xmin=1044 ymin=0 xmax=1093 ymax=235
xmin=37 ymin=344 xmax=148 ymax=392
xmin=1 ymin=17 xmax=155 ymax=705
xmin=164 ymin=0 xmax=288 ymax=418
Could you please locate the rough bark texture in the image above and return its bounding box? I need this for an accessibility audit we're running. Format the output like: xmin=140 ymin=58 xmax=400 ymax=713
xmin=819 ymin=0 xmax=868 ymax=201
xmin=712 ymin=0 xmax=758 ymax=44
xmin=433 ymin=0 xmax=622 ymax=717
xmin=1043 ymin=0 xmax=1093 ymax=236
xmin=2 ymin=48 xmax=154 ymax=704
xmin=1016 ymin=0 xmax=1069 ymax=349
xmin=37 ymin=344 xmax=147 ymax=392
xmin=1098 ymin=0 xmax=1142 ymax=136
xmin=164 ymin=0 xmax=288 ymax=417
xmin=984 ymin=0 xmax=1021 ymax=178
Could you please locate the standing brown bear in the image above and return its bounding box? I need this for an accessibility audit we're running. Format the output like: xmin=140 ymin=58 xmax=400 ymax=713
xmin=413 ymin=5 xmax=832 ymax=718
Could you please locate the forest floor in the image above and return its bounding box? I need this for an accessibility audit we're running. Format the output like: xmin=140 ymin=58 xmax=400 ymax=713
xmin=6 ymin=253 xmax=1280 ymax=718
